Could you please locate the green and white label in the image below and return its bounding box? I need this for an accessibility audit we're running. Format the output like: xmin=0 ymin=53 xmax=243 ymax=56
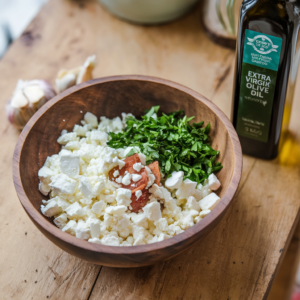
xmin=236 ymin=29 xmax=282 ymax=142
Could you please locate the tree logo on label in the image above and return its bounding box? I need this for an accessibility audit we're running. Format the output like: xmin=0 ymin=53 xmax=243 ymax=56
xmin=247 ymin=35 xmax=279 ymax=55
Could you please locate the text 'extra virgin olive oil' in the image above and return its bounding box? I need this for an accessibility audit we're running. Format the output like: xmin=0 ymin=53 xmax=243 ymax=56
xmin=232 ymin=0 xmax=300 ymax=159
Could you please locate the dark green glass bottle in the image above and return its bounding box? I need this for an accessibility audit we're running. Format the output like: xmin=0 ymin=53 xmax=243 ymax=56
xmin=232 ymin=0 xmax=300 ymax=159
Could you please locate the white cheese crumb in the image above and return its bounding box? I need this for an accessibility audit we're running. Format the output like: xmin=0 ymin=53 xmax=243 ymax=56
xmin=175 ymin=179 xmax=197 ymax=200
xmin=116 ymin=188 xmax=132 ymax=206
xmin=41 ymin=201 xmax=61 ymax=217
xmin=143 ymin=202 xmax=162 ymax=221
xmin=135 ymin=190 xmax=142 ymax=200
xmin=205 ymin=174 xmax=221 ymax=191
xmin=198 ymin=193 xmax=220 ymax=211
xmin=92 ymin=200 xmax=106 ymax=215
xmin=132 ymin=174 xmax=142 ymax=182
xmin=60 ymin=153 xmax=80 ymax=178
xmin=138 ymin=153 xmax=146 ymax=165
xmin=49 ymin=174 xmax=77 ymax=195
xmin=84 ymin=112 xmax=98 ymax=128
xmin=133 ymin=163 xmax=143 ymax=172
xmin=105 ymin=205 xmax=127 ymax=215
xmin=57 ymin=132 xmax=77 ymax=145
xmin=65 ymin=202 xmax=85 ymax=219
xmin=122 ymin=173 xmax=132 ymax=186
xmin=165 ymin=171 xmax=184 ymax=189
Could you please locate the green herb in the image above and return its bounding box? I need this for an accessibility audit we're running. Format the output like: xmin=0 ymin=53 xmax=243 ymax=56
xmin=107 ymin=106 xmax=223 ymax=184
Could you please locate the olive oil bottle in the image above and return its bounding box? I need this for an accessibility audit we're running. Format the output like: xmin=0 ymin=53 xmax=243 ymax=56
xmin=232 ymin=0 xmax=300 ymax=159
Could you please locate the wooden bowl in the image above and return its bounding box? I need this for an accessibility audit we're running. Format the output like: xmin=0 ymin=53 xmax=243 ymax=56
xmin=13 ymin=75 xmax=242 ymax=268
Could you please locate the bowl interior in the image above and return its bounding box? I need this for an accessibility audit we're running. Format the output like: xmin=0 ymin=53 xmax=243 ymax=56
xmin=19 ymin=78 xmax=235 ymax=227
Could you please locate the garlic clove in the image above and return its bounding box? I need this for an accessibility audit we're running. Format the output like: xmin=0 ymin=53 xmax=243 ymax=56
xmin=23 ymin=85 xmax=45 ymax=104
xmin=55 ymin=55 xmax=96 ymax=93
xmin=10 ymin=90 xmax=29 ymax=108
xmin=76 ymin=55 xmax=96 ymax=84
xmin=56 ymin=73 xmax=77 ymax=94
xmin=6 ymin=79 xmax=56 ymax=129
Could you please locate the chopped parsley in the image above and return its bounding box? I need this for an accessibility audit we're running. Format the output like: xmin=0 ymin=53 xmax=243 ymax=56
xmin=107 ymin=106 xmax=223 ymax=184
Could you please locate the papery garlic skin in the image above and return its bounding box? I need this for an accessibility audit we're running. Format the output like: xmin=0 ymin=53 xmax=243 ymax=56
xmin=5 ymin=79 xmax=56 ymax=130
xmin=56 ymin=55 xmax=96 ymax=93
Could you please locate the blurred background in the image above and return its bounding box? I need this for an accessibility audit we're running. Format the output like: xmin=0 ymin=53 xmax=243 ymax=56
xmin=0 ymin=0 xmax=47 ymax=58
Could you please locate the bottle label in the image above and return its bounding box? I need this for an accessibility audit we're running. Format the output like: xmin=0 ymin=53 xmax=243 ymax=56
xmin=236 ymin=29 xmax=282 ymax=142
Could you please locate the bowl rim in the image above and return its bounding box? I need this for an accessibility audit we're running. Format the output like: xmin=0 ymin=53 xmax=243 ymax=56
xmin=13 ymin=75 xmax=242 ymax=255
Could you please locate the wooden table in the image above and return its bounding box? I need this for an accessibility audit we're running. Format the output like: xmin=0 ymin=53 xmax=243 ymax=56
xmin=1 ymin=0 xmax=300 ymax=299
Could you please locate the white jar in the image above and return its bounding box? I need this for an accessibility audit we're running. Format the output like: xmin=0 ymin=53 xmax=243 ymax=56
xmin=98 ymin=0 xmax=200 ymax=24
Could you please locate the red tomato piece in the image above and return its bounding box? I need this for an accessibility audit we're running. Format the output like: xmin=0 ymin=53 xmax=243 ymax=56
xmin=130 ymin=189 xmax=150 ymax=213
xmin=108 ymin=153 xmax=148 ymax=192
xmin=147 ymin=161 xmax=161 ymax=185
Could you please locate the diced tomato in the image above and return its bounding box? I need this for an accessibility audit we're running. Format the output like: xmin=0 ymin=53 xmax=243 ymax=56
xmin=130 ymin=189 xmax=150 ymax=213
xmin=147 ymin=161 xmax=161 ymax=185
xmin=108 ymin=153 xmax=148 ymax=192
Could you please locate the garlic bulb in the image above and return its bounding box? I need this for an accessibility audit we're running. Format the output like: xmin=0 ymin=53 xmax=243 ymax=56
xmin=55 ymin=55 xmax=96 ymax=93
xmin=6 ymin=79 xmax=56 ymax=129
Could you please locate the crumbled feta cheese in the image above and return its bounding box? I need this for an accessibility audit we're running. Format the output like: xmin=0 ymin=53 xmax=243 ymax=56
xmin=73 ymin=124 xmax=88 ymax=136
xmin=165 ymin=171 xmax=184 ymax=189
xmin=131 ymin=213 xmax=148 ymax=229
xmin=89 ymin=219 xmax=101 ymax=238
xmin=205 ymin=174 xmax=221 ymax=191
xmin=62 ymin=220 xmax=77 ymax=235
xmin=115 ymin=218 xmax=131 ymax=238
xmin=157 ymin=233 xmax=170 ymax=242
xmin=113 ymin=170 xmax=119 ymax=177
xmin=124 ymin=146 xmax=140 ymax=156
xmin=135 ymin=190 xmax=142 ymax=200
xmin=57 ymin=132 xmax=77 ymax=145
xmin=65 ymin=202 xmax=85 ymax=219
xmin=143 ymin=202 xmax=162 ymax=221
xmin=38 ymin=166 xmax=54 ymax=184
xmin=145 ymin=166 xmax=156 ymax=188
xmin=49 ymin=174 xmax=77 ymax=195
xmin=64 ymin=141 xmax=80 ymax=150
xmin=138 ymin=153 xmax=146 ymax=165
xmin=132 ymin=225 xmax=146 ymax=245
xmin=133 ymin=163 xmax=143 ymax=172
xmin=89 ymin=131 xmax=108 ymax=143
xmin=88 ymin=237 xmax=102 ymax=244
xmin=154 ymin=218 xmax=169 ymax=232
xmin=116 ymin=188 xmax=132 ymax=206
xmin=105 ymin=205 xmax=127 ymax=215
xmin=60 ymin=153 xmax=80 ymax=177
xmin=199 ymin=209 xmax=211 ymax=217
xmin=39 ymin=182 xmax=51 ymax=196
xmin=92 ymin=200 xmax=106 ymax=214
xmin=41 ymin=201 xmax=62 ymax=217
xmin=115 ymin=176 xmax=123 ymax=184
xmin=53 ymin=213 xmax=68 ymax=229
xmin=122 ymin=173 xmax=132 ymax=185
xmin=175 ymin=179 xmax=197 ymax=200
xmin=76 ymin=220 xmax=90 ymax=240
xmin=100 ymin=236 xmax=120 ymax=246
xmin=187 ymin=196 xmax=200 ymax=211
xmin=198 ymin=193 xmax=220 ymax=211
xmin=78 ymin=176 xmax=94 ymax=198
xmin=84 ymin=112 xmax=98 ymax=128
xmin=132 ymin=174 xmax=142 ymax=182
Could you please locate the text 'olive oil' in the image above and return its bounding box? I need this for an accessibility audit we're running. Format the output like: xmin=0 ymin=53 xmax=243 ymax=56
xmin=232 ymin=0 xmax=300 ymax=159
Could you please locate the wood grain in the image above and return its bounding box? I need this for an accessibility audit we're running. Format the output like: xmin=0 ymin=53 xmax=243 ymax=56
xmin=0 ymin=0 xmax=299 ymax=298
xmin=267 ymin=220 xmax=300 ymax=300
